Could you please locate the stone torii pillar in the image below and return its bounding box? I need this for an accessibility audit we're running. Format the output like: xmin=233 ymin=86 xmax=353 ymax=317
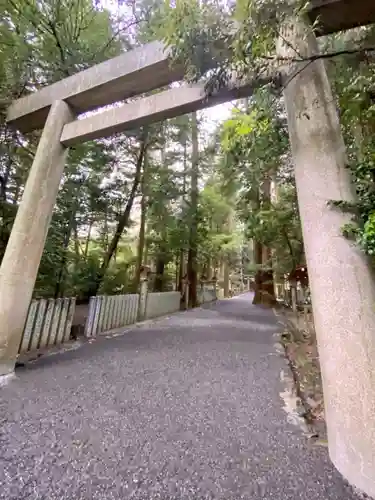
xmin=0 ymin=101 xmax=74 ymax=375
xmin=278 ymin=16 xmax=375 ymax=497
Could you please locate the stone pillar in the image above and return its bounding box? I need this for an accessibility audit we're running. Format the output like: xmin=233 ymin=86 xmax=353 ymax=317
xmin=278 ymin=17 xmax=375 ymax=497
xmin=0 ymin=100 xmax=74 ymax=376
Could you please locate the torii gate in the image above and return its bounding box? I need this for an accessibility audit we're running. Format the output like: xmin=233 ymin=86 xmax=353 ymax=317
xmin=1 ymin=1 xmax=375 ymax=496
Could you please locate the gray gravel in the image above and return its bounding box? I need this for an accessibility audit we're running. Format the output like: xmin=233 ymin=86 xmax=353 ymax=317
xmin=0 ymin=293 xmax=358 ymax=499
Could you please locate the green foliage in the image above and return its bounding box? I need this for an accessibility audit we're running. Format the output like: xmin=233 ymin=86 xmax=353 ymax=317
xmin=162 ymin=1 xmax=375 ymax=273
xmin=326 ymin=26 xmax=375 ymax=258
xmin=0 ymin=0 xmax=150 ymax=298
xmin=218 ymin=89 xmax=303 ymax=275
xmin=5 ymin=0 xmax=375 ymax=306
xmin=360 ymin=213 xmax=375 ymax=255
xmin=0 ymin=0 xmax=254 ymax=303
xmin=161 ymin=0 xmax=291 ymax=95
xmin=198 ymin=180 xmax=240 ymax=261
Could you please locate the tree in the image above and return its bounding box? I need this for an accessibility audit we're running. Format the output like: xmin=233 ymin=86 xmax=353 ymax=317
xmin=88 ymin=129 xmax=150 ymax=296
xmin=219 ymin=90 xmax=292 ymax=304
xmin=0 ymin=0 xmax=155 ymax=299
xmin=187 ymin=112 xmax=199 ymax=306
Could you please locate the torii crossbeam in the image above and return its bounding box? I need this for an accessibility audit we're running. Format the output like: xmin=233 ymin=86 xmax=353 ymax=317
xmin=6 ymin=0 xmax=375 ymax=136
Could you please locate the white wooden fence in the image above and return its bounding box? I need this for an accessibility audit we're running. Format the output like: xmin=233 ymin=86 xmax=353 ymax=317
xmin=19 ymin=285 xmax=214 ymax=352
xmin=19 ymin=297 xmax=76 ymax=354
xmin=145 ymin=291 xmax=181 ymax=320
xmin=84 ymin=294 xmax=139 ymax=337
xmin=85 ymin=291 xmax=181 ymax=337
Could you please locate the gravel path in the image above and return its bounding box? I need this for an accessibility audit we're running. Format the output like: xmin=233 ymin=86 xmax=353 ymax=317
xmin=0 ymin=293 xmax=358 ymax=499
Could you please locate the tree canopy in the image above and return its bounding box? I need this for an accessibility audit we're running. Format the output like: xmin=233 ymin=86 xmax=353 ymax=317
xmin=1 ymin=0 xmax=375 ymax=307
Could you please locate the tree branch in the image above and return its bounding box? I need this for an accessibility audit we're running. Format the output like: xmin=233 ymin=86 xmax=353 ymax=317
xmin=262 ymin=46 xmax=375 ymax=64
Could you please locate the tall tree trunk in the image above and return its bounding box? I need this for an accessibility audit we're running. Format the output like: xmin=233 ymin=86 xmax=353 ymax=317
xmin=154 ymin=257 xmax=165 ymax=292
xmin=252 ymin=175 xmax=276 ymax=306
xmin=0 ymin=205 xmax=12 ymax=264
xmin=143 ymin=237 xmax=149 ymax=266
xmin=0 ymin=147 xmax=13 ymax=263
xmin=260 ymin=246 xmax=276 ymax=306
xmin=187 ymin=113 xmax=199 ymax=308
xmin=175 ymin=253 xmax=179 ymax=290
xmin=223 ymin=208 xmax=235 ymax=298
xmin=73 ymin=220 xmax=80 ymax=260
xmin=102 ymin=207 xmax=109 ymax=253
xmin=252 ymin=181 xmax=263 ymax=304
xmin=84 ymin=217 xmax=93 ymax=258
xmin=54 ymin=208 xmax=76 ymax=299
xmin=261 ymin=176 xmax=276 ymax=306
xmin=178 ymin=248 xmax=185 ymax=292
xmin=252 ymin=240 xmax=263 ymax=304
xmin=134 ymin=151 xmax=148 ymax=292
xmin=88 ymin=130 xmax=148 ymax=297
xmin=223 ymin=260 xmax=230 ymax=297
xmin=206 ymin=256 xmax=212 ymax=280
xmin=178 ymin=123 xmax=188 ymax=293
xmin=154 ymin=135 xmax=169 ymax=292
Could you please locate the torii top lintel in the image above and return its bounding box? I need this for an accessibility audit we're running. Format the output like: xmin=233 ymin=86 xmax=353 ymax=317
xmin=6 ymin=0 xmax=375 ymax=135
